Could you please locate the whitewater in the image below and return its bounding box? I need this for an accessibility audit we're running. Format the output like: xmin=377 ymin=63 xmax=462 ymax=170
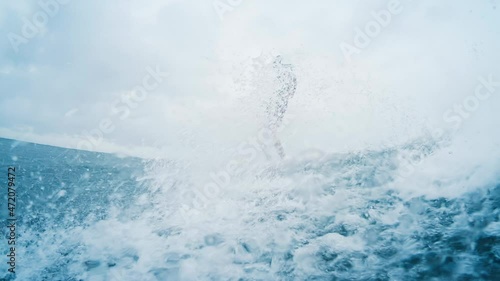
xmin=2 ymin=134 xmax=499 ymax=280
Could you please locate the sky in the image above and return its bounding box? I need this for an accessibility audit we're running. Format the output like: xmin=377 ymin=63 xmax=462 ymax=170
xmin=0 ymin=0 xmax=499 ymax=159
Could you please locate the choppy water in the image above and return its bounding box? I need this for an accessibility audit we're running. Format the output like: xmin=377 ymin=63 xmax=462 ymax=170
xmin=0 ymin=136 xmax=499 ymax=280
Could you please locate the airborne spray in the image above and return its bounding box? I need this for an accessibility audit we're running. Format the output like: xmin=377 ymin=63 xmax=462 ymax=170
xmin=265 ymin=55 xmax=297 ymax=159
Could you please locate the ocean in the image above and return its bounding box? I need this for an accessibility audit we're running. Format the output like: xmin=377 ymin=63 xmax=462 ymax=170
xmin=0 ymin=136 xmax=498 ymax=280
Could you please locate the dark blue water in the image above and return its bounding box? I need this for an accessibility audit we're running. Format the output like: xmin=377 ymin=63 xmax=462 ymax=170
xmin=0 ymin=137 xmax=499 ymax=280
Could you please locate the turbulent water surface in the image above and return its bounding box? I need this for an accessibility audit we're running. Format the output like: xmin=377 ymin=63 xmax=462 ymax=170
xmin=0 ymin=137 xmax=499 ymax=280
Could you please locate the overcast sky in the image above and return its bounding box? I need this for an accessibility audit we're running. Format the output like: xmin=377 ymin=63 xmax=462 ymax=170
xmin=1 ymin=0 xmax=499 ymax=158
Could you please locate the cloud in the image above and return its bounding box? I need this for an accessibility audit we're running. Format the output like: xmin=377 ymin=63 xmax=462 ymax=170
xmin=0 ymin=0 xmax=499 ymax=157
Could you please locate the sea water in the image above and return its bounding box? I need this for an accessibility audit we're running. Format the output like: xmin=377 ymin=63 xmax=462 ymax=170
xmin=0 ymin=136 xmax=498 ymax=280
